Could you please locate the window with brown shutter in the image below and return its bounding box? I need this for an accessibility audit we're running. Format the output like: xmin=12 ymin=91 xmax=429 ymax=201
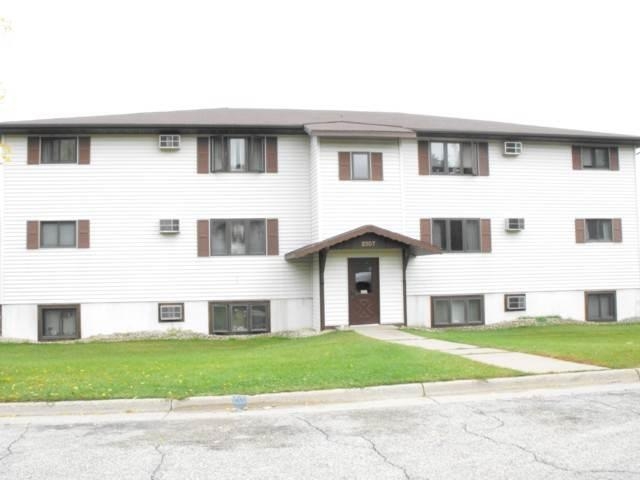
xmin=609 ymin=147 xmax=619 ymax=170
xmin=78 ymin=220 xmax=90 ymax=248
xmin=197 ymin=138 xmax=210 ymax=174
xmin=573 ymin=145 xmax=619 ymax=170
xmin=266 ymin=137 xmax=278 ymax=173
xmin=613 ymin=218 xmax=622 ymax=242
xmin=78 ymin=137 xmax=91 ymax=164
xmin=480 ymin=219 xmax=492 ymax=252
xmin=580 ymin=218 xmax=621 ymax=243
xmin=420 ymin=218 xmax=431 ymax=244
xmin=429 ymin=219 xmax=485 ymax=252
xmin=427 ymin=141 xmax=485 ymax=175
xmin=338 ymin=152 xmax=382 ymax=181
xmin=27 ymin=137 xmax=40 ymax=165
xmin=267 ymin=219 xmax=279 ymax=255
xmin=197 ymin=219 xmax=210 ymax=256
xmin=371 ymin=153 xmax=383 ymax=181
xmin=477 ymin=143 xmax=489 ymax=176
xmin=575 ymin=219 xmax=586 ymax=243
xmin=27 ymin=221 xmax=39 ymax=249
xmin=418 ymin=141 xmax=430 ymax=175
xmin=338 ymin=152 xmax=351 ymax=180
xmin=572 ymin=146 xmax=582 ymax=170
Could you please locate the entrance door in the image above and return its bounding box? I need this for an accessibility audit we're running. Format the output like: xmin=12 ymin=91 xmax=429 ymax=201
xmin=348 ymin=257 xmax=380 ymax=325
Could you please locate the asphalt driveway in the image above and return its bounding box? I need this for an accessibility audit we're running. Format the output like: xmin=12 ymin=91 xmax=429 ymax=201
xmin=1 ymin=384 xmax=640 ymax=479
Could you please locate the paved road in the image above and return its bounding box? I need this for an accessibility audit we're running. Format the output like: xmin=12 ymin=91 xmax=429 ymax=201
xmin=1 ymin=385 xmax=640 ymax=479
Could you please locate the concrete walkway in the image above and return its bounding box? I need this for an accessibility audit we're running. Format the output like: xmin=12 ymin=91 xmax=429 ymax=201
xmin=352 ymin=325 xmax=606 ymax=374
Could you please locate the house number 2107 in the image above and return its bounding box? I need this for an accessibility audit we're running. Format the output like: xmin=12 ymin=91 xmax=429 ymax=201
xmin=361 ymin=240 xmax=376 ymax=247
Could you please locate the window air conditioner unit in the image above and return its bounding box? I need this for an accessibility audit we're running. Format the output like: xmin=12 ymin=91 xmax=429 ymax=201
xmin=159 ymin=219 xmax=180 ymax=234
xmin=159 ymin=134 xmax=181 ymax=150
xmin=505 ymin=218 xmax=525 ymax=232
xmin=503 ymin=141 xmax=523 ymax=156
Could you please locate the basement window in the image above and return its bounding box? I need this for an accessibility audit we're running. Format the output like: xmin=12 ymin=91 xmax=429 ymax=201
xmin=210 ymin=301 xmax=270 ymax=334
xmin=38 ymin=305 xmax=80 ymax=341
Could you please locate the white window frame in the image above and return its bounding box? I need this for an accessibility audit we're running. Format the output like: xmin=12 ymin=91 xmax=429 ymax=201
xmin=159 ymin=303 xmax=184 ymax=322
xmin=505 ymin=294 xmax=526 ymax=312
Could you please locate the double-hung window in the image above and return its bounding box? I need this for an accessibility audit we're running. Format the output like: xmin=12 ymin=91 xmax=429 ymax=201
xmin=210 ymin=302 xmax=270 ymax=334
xmin=432 ymin=219 xmax=480 ymax=252
xmin=212 ymin=137 xmax=265 ymax=173
xmin=430 ymin=142 xmax=476 ymax=175
xmin=41 ymin=137 xmax=78 ymax=164
xmin=40 ymin=221 xmax=76 ymax=248
xmin=351 ymin=152 xmax=371 ymax=180
xmin=211 ymin=219 xmax=266 ymax=255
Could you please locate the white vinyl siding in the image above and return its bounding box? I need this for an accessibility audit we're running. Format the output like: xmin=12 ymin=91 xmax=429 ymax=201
xmin=323 ymin=249 xmax=402 ymax=327
xmin=1 ymin=135 xmax=311 ymax=303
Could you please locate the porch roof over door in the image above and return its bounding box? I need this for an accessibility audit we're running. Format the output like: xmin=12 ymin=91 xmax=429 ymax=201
xmin=284 ymin=225 xmax=441 ymax=260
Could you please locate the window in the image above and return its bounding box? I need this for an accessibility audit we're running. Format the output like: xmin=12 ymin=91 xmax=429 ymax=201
xmin=40 ymin=221 xmax=76 ymax=248
xmin=210 ymin=219 xmax=266 ymax=255
xmin=581 ymin=147 xmax=610 ymax=169
xmin=432 ymin=296 xmax=484 ymax=327
xmin=210 ymin=301 xmax=270 ymax=334
xmin=211 ymin=136 xmax=265 ymax=173
xmin=159 ymin=135 xmax=180 ymax=149
xmin=432 ymin=219 xmax=480 ymax=252
xmin=41 ymin=137 xmax=78 ymax=164
xmin=586 ymin=219 xmax=613 ymax=242
xmin=38 ymin=305 xmax=80 ymax=341
xmin=505 ymin=294 xmax=526 ymax=312
xmin=159 ymin=303 xmax=184 ymax=322
xmin=431 ymin=142 xmax=476 ymax=175
xmin=351 ymin=153 xmax=371 ymax=180
xmin=586 ymin=292 xmax=616 ymax=322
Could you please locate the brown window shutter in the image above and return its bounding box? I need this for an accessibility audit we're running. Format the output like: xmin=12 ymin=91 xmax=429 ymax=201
xmin=338 ymin=152 xmax=351 ymax=180
xmin=78 ymin=137 xmax=91 ymax=164
xmin=613 ymin=218 xmax=622 ymax=242
xmin=266 ymin=137 xmax=278 ymax=173
xmin=26 ymin=221 xmax=39 ymax=249
xmin=197 ymin=220 xmax=210 ymax=256
xmin=575 ymin=219 xmax=585 ymax=243
xmin=477 ymin=143 xmax=489 ymax=176
xmin=371 ymin=152 xmax=383 ymax=181
xmin=420 ymin=218 xmax=431 ymax=244
xmin=78 ymin=220 xmax=90 ymax=248
xmin=267 ymin=219 xmax=279 ymax=255
xmin=418 ymin=141 xmax=430 ymax=175
xmin=197 ymin=137 xmax=210 ymax=174
xmin=27 ymin=137 xmax=40 ymax=165
xmin=572 ymin=146 xmax=582 ymax=170
xmin=480 ymin=219 xmax=492 ymax=253
xmin=609 ymin=147 xmax=619 ymax=170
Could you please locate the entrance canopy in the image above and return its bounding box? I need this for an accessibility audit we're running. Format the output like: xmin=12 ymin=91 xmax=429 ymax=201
xmin=285 ymin=225 xmax=441 ymax=260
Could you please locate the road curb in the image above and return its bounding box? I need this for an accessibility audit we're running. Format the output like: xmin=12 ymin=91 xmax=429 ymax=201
xmin=0 ymin=368 xmax=638 ymax=418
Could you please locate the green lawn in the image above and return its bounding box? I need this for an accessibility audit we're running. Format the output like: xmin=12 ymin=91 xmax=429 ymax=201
xmin=407 ymin=323 xmax=640 ymax=368
xmin=0 ymin=331 xmax=517 ymax=402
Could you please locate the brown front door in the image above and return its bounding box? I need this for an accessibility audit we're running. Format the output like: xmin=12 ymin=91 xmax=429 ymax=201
xmin=348 ymin=257 xmax=380 ymax=325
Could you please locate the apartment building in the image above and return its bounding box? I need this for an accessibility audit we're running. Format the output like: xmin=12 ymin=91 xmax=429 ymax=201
xmin=0 ymin=108 xmax=638 ymax=341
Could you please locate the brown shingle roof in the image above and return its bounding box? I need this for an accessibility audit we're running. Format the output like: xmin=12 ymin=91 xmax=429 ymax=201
xmin=1 ymin=107 xmax=639 ymax=142
xmin=284 ymin=225 xmax=441 ymax=260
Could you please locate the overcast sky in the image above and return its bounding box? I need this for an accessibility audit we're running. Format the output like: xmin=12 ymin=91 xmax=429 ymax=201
xmin=1 ymin=0 xmax=639 ymax=135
